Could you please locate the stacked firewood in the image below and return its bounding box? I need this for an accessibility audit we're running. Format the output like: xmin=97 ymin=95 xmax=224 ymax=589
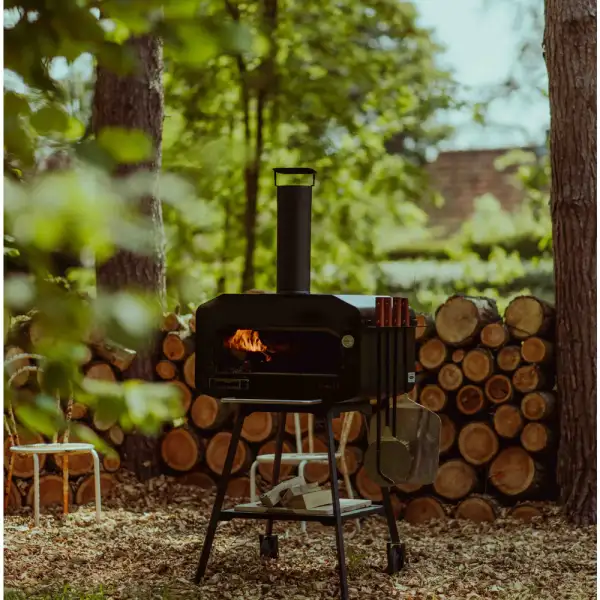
xmin=4 ymin=312 xmax=134 ymax=511
xmin=399 ymin=294 xmax=557 ymax=524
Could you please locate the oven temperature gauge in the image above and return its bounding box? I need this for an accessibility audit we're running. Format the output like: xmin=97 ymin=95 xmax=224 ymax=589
xmin=341 ymin=334 xmax=355 ymax=349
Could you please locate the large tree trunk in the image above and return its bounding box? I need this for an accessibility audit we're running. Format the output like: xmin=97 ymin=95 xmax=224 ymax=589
xmin=544 ymin=0 xmax=596 ymax=525
xmin=92 ymin=35 xmax=166 ymax=481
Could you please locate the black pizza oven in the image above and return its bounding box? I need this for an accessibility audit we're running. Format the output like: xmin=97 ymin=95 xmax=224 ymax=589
xmin=195 ymin=168 xmax=417 ymax=405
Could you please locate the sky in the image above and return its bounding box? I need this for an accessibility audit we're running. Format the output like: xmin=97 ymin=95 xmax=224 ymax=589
xmin=418 ymin=0 xmax=550 ymax=150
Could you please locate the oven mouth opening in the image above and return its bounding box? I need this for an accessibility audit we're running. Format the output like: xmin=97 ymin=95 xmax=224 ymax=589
xmin=215 ymin=327 xmax=342 ymax=376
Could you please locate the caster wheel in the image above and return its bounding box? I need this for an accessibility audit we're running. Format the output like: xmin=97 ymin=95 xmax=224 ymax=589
xmin=259 ymin=534 xmax=279 ymax=559
xmin=386 ymin=541 xmax=406 ymax=574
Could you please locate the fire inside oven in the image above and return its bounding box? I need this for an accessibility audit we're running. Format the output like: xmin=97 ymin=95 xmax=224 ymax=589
xmin=217 ymin=328 xmax=342 ymax=375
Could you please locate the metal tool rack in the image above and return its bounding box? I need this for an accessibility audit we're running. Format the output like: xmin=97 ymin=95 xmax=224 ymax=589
xmin=194 ymin=397 xmax=406 ymax=600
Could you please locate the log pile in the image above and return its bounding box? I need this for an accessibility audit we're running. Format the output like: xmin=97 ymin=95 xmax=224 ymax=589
xmin=5 ymin=297 xmax=558 ymax=526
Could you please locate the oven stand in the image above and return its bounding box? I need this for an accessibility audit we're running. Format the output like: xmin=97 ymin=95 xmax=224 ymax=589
xmin=194 ymin=399 xmax=406 ymax=600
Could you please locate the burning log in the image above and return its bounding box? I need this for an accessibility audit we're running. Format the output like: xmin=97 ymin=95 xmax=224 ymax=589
xmin=419 ymin=384 xmax=448 ymax=412
xmin=160 ymin=427 xmax=203 ymax=472
xmin=418 ymin=338 xmax=448 ymax=370
xmin=455 ymin=495 xmax=498 ymax=523
xmin=404 ymin=496 xmax=446 ymax=524
xmin=257 ymin=439 xmax=295 ymax=482
xmin=489 ymin=447 xmax=543 ymax=497
xmin=496 ymin=346 xmax=522 ymax=372
xmin=437 ymin=363 xmax=463 ymax=391
xmin=434 ymin=295 xmax=500 ymax=347
xmin=156 ymin=360 xmax=177 ymax=380
xmin=480 ymin=323 xmax=510 ymax=350
xmin=493 ymin=405 xmax=524 ymax=439
xmin=458 ymin=422 xmax=499 ymax=466
xmin=26 ymin=474 xmax=73 ymax=508
xmin=521 ymin=337 xmax=554 ymax=365
xmin=521 ymin=392 xmax=556 ymax=421
xmin=433 ymin=459 xmax=477 ymax=501
xmin=190 ymin=395 xmax=232 ymax=430
xmin=456 ymin=385 xmax=486 ymax=416
xmin=504 ymin=296 xmax=555 ymax=340
xmin=484 ymin=374 xmax=513 ymax=405
xmin=241 ymin=412 xmax=277 ymax=443
xmin=206 ymin=432 xmax=251 ymax=477
xmin=462 ymin=348 xmax=495 ymax=383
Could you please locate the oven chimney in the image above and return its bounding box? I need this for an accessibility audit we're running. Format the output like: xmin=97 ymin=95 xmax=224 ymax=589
xmin=273 ymin=168 xmax=316 ymax=294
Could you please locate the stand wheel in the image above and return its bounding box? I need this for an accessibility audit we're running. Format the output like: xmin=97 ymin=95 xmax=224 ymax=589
xmin=386 ymin=541 xmax=406 ymax=574
xmin=259 ymin=534 xmax=279 ymax=559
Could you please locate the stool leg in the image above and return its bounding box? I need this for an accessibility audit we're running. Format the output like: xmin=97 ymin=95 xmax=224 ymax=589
xmin=326 ymin=411 xmax=349 ymax=600
xmin=33 ymin=453 xmax=40 ymax=528
xmin=90 ymin=450 xmax=102 ymax=523
xmin=298 ymin=460 xmax=307 ymax=534
xmin=195 ymin=407 xmax=246 ymax=583
xmin=250 ymin=460 xmax=259 ymax=502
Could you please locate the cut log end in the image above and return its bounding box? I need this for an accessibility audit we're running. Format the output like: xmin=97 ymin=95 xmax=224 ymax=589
xmin=84 ymin=362 xmax=116 ymax=382
xmin=512 ymin=365 xmax=546 ymax=393
xmin=162 ymin=332 xmax=188 ymax=361
xmin=178 ymin=471 xmax=215 ymax=491
xmin=169 ymin=380 xmax=193 ymax=414
xmin=107 ymin=425 xmax=125 ymax=446
xmin=156 ymin=360 xmax=177 ymax=380
xmin=489 ymin=447 xmax=538 ymax=496
xmin=300 ymin=437 xmax=329 ymax=484
xmin=333 ymin=412 xmax=364 ymax=443
xmin=484 ymin=374 xmax=513 ymax=405
xmin=438 ymin=363 xmax=463 ymax=391
xmin=480 ymin=323 xmax=509 ymax=349
xmin=521 ymin=337 xmax=554 ymax=365
xmin=395 ymin=481 xmax=423 ymax=495
xmin=206 ymin=432 xmax=250 ymax=477
xmin=5 ymin=430 xmax=46 ymax=478
xmin=521 ymin=392 xmax=556 ymax=421
xmin=508 ymin=503 xmax=544 ymax=522
xmin=451 ymin=349 xmax=466 ymax=364
xmin=404 ymin=496 xmax=446 ymax=525
xmin=75 ymin=473 xmax=115 ymax=505
xmin=418 ymin=338 xmax=448 ymax=370
xmin=520 ymin=422 xmax=552 ymax=453
xmin=190 ymin=395 xmax=231 ymax=430
xmin=439 ymin=414 xmax=457 ymax=454
xmin=337 ymin=445 xmax=363 ymax=476
xmin=504 ymin=296 xmax=554 ymax=339
xmin=5 ymin=347 xmax=31 ymax=387
xmin=414 ymin=313 xmax=435 ymax=341
xmin=433 ymin=460 xmax=477 ymax=500
xmin=26 ymin=474 xmax=73 ymax=508
xmin=456 ymin=385 xmax=485 ymax=416
xmin=493 ymin=405 xmax=524 ymax=439
xmin=419 ymin=384 xmax=447 ymax=413
xmin=70 ymin=402 xmax=89 ymax=420
xmin=258 ymin=440 xmax=294 ymax=482
xmin=455 ymin=496 xmax=497 ymax=523
xmin=226 ymin=476 xmax=251 ymax=500
xmin=496 ymin=346 xmax=522 ymax=372
xmin=355 ymin=466 xmax=382 ymax=501
xmin=54 ymin=429 xmax=96 ymax=476
xmin=183 ymin=353 xmax=195 ymax=388
xmin=242 ymin=412 xmax=276 ymax=443
xmin=102 ymin=452 xmax=121 ymax=473
xmin=5 ymin=480 xmax=22 ymax=511
xmin=462 ymin=348 xmax=494 ymax=383
xmin=458 ymin=422 xmax=499 ymax=466
xmin=160 ymin=428 xmax=201 ymax=472
xmin=285 ymin=413 xmax=309 ymax=436
xmin=435 ymin=295 xmax=500 ymax=346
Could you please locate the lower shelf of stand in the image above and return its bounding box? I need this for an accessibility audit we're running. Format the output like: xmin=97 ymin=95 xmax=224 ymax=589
xmin=220 ymin=503 xmax=385 ymax=524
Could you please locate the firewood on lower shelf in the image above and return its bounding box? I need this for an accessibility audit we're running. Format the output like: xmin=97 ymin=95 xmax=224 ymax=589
xmin=438 ymin=363 xmax=463 ymax=391
xmin=521 ymin=392 xmax=556 ymax=421
xmin=190 ymin=395 xmax=232 ymax=430
xmin=520 ymin=422 xmax=553 ymax=453
xmin=513 ymin=365 xmax=550 ymax=393
xmin=521 ymin=337 xmax=554 ymax=365
xmin=489 ymin=447 xmax=543 ymax=497
xmin=161 ymin=427 xmax=203 ymax=472
xmin=418 ymin=338 xmax=448 ymax=370
xmin=439 ymin=414 xmax=457 ymax=454
xmin=259 ymin=475 xmax=311 ymax=507
xmin=455 ymin=495 xmax=499 ymax=523
xmin=4 ymin=429 xmax=46 ymax=478
xmin=496 ymin=346 xmax=522 ymax=372
xmin=156 ymin=360 xmax=177 ymax=380
xmin=419 ymin=384 xmax=448 ymax=412
xmin=458 ymin=422 xmax=499 ymax=466
xmin=226 ymin=476 xmax=251 ymax=500
xmin=484 ymin=374 xmax=513 ymax=405
xmin=456 ymin=385 xmax=486 ymax=416
xmin=435 ymin=295 xmax=500 ymax=347
xmin=241 ymin=412 xmax=277 ymax=443
xmin=504 ymin=295 xmax=555 ymax=340
xmin=26 ymin=474 xmax=73 ymax=508
xmin=480 ymin=322 xmax=510 ymax=350
xmin=206 ymin=432 xmax=251 ymax=477
xmin=493 ymin=405 xmax=524 ymax=439
xmin=354 ymin=466 xmax=383 ymax=502
xmin=462 ymin=348 xmax=495 ymax=383
xmin=75 ymin=473 xmax=116 ymax=505
xmin=285 ymin=488 xmax=332 ymax=510
xmin=433 ymin=459 xmax=477 ymax=501
xmin=258 ymin=439 xmax=295 ymax=483
xmin=403 ymin=496 xmax=446 ymax=524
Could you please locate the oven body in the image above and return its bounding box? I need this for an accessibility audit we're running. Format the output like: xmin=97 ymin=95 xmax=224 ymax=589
xmin=195 ymin=293 xmax=416 ymax=405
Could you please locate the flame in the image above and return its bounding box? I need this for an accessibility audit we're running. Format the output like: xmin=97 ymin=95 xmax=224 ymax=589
xmin=225 ymin=329 xmax=273 ymax=361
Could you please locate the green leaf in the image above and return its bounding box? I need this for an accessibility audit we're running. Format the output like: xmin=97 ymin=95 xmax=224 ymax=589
xmin=15 ymin=394 xmax=65 ymax=438
xmin=30 ymin=105 xmax=70 ymax=134
xmin=97 ymin=127 xmax=153 ymax=163
xmin=71 ymin=423 xmax=113 ymax=455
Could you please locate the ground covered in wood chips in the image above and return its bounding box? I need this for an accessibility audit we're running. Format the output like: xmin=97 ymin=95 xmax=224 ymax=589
xmin=4 ymin=474 xmax=596 ymax=600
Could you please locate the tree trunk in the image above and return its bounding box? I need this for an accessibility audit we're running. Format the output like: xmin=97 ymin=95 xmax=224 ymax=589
xmin=92 ymin=35 xmax=166 ymax=481
xmin=544 ymin=0 xmax=597 ymax=525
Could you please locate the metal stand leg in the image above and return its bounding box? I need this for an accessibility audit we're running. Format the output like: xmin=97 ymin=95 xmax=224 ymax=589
xmin=326 ymin=411 xmax=349 ymax=600
xmin=195 ymin=407 xmax=246 ymax=583
xmin=260 ymin=411 xmax=286 ymax=559
xmin=90 ymin=449 xmax=102 ymax=523
xmin=381 ymin=487 xmax=405 ymax=574
xmin=33 ymin=453 xmax=40 ymax=528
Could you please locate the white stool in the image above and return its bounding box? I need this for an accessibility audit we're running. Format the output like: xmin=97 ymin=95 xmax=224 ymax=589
xmin=10 ymin=442 xmax=102 ymax=527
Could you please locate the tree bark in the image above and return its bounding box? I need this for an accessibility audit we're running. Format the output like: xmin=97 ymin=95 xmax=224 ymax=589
xmin=92 ymin=35 xmax=167 ymax=481
xmin=544 ymin=0 xmax=597 ymax=526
